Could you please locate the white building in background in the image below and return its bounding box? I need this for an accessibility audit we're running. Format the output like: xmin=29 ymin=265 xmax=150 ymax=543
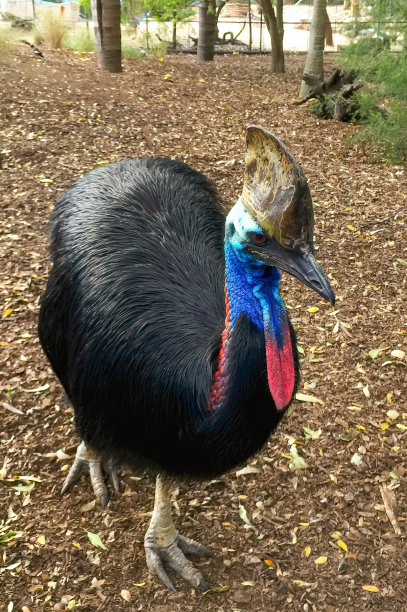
xmin=0 ymin=0 xmax=79 ymax=20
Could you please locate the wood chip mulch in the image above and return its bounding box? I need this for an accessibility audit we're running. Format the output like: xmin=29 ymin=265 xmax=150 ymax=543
xmin=0 ymin=48 xmax=406 ymax=611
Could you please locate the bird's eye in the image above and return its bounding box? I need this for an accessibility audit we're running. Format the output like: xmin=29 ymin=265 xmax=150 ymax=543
xmin=250 ymin=232 xmax=267 ymax=245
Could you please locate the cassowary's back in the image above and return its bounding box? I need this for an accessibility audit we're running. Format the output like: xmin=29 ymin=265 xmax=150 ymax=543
xmin=39 ymin=159 xmax=233 ymax=472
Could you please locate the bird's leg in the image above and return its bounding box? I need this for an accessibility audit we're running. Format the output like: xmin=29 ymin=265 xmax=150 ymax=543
xmin=61 ymin=441 xmax=120 ymax=507
xmin=144 ymin=474 xmax=211 ymax=592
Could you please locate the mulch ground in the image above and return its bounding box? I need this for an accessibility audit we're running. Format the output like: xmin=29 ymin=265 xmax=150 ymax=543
xmin=1 ymin=46 xmax=406 ymax=612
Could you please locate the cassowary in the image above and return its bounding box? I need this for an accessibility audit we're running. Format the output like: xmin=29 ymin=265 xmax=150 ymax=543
xmin=38 ymin=126 xmax=334 ymax=591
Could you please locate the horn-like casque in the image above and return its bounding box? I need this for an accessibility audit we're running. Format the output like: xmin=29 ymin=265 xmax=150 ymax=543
xmin=242 ymin=126 xmax=314 ymax=252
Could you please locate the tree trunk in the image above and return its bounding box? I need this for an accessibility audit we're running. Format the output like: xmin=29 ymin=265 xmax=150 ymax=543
xmin=276 ymin=0 xmax=284 ymax=42
xmin=299 ymin=0 xmax=326 ymax=98
xmin=197 ymin=0 xmax=216 ymax=61
xmin=343 ymin=0 xmax=350 ymax=9
xmin=259 ymin=0 xmax=285 ymax=73
xmin=91 ymin=0 xmax=121 ymax=73
xmin=351 ymin=0 xmax=360 ymax=17
xmin=324 ymin=4 xmax=333 ymax=46
xmin=172 ymin=13 xmax=177 ymax=50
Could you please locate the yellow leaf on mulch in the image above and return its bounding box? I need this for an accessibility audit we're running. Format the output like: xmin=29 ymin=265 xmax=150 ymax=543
xmin=295 ymin=393 xmax=324 ymax=405
xmin=315 ymin=556 xmax=327 ymax=565
xmin=337 ymin=540 xmax=348 ymax=552
xmin=202 ymin=585 xmax=230 ymax=595
xmin=293 ymin=579 xmax=311 ymax=588
xmin=264 ymin=559 xmax=275 ymax=567
xmin=3 ymin=309 xmax=13 ymax=317
xmin=304 ymin=546 xmax=311 ymax=558
xmin=37 ymin=535 xmax=45 ymax=546
xmin=362 ymin=585 xmax=379 ymax=592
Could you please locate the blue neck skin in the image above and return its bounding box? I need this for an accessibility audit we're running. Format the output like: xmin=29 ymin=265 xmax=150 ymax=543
xmin=225 ymin=198 xmax=286 ymax=346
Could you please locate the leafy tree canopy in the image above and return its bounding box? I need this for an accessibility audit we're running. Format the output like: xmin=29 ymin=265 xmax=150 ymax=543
xmin=78 ymin=0 xmax=91 ymax=18
xmin=142 ymin=0 xmax=194 ymax=23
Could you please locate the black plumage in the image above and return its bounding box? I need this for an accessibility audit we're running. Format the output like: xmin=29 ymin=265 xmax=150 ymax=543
xmin=39 ymin=157 xmax=299 ymax=478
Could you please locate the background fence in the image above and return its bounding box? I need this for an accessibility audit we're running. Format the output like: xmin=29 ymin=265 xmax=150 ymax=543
xmin=1 ymin=0 xmax=404 ymax=53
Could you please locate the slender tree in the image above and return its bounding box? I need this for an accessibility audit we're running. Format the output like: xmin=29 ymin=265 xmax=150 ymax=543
xmin=197 ymin=0 xmax=216 ymax=61
xmin=276 ymin=0 xmax=283 ymax=42
xmin=351 ymin=0 xmax=360 ymax=17
xmin=142 ymin=0 xmax=193 ymax=50
xmin=324 ymin=3 xmax=333 ymax=46
xmin=299 ymin=0 xmax=326 ymax=98
xmin=91 ymin=0 xmax=122 ymax=72
xmin=258 ymin=0 xmax=284 ymax=73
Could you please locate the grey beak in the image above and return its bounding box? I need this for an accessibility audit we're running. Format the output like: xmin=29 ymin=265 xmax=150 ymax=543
xmin=249 ymin=238 xmax=335 ymax=305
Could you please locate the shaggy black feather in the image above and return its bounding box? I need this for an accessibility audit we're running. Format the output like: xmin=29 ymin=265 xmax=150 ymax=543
xmin=38 ymin=158 xmax=299 ymax=478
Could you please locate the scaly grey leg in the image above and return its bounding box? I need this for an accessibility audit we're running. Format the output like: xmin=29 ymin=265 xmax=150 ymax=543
xmin=144 ymin=474 xmax=211 ymax=592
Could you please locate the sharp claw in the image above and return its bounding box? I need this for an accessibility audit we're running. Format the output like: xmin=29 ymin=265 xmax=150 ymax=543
xmin=61 ymin=461 xmax=84 ymax=496
xmin=156 ymin=565 xmax=176 ymax=592
xmin=146 ymin=546 xmax=177 ymax=592
xmin=146 ymin=538 xmax=209 ymax=592
xmin=100 ymin=493 xmax=109 ymax=507
xmin=89 ymin=460 xmax=110 ymax=505
xmin=109 ymin=465 xmax=121 ymax=494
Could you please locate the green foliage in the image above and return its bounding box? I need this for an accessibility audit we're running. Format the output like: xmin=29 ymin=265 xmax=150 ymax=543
xmin=78 ymin=0 xmax=91 ymax=18
xmin=339 ymin=38 xmax=407 ymax=162
xmin=142 ymin=0 xmax=194 ymax=24
xmin=351 ymin=94 xmax=407 ymax=163
xmin=341 ymin=41 xmax=407 ymax=99
xmin=145 ymin=39 xmax=168 ymax=56
xmin=0 ymin=24 xmax=18 ymax=64
xmin=64 ymin=26 xmax=95 ymax=52
xmin=122 ymin=44 xmax=146 ymax=57
xmin=342 ymin=0 xmax=407 ymax=46
xmin=312 ymin=94 xmax=335 ymax=119
xmin=122 ymin=40 xmax=168 ymax=58
xmin=121 ymin=0 xmax=145 ymax=23
xmin=366 ymin=0 xmax=407 ymax=41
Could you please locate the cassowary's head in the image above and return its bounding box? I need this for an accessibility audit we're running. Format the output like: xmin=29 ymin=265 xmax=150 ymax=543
xmin=226 ymin=126 xmax=335 ymax=305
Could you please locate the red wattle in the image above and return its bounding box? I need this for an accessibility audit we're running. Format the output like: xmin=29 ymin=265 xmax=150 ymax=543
xmin=265 ymin=326 xmax=294 ymax=411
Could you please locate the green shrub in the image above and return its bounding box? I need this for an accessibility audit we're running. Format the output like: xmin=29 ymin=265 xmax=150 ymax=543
xmin=350 ymin=95 xmax=407 ymax=163
xmin=0 ymin=24 xmax=18 ymax=64
xmin=339 ymin=39 xmax=407 ymax=162
xmin=122 ymin=44 xmax=146 ymax=57
xmin=341 ymin=42 xmax=407 ymax=99
xmin=64 ymin=27 xmax=95 ymax=52
xmin=312 ymin=94 xmax=335 ymax=119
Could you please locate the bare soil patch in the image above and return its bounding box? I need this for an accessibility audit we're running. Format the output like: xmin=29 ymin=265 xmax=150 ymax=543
xmin=1 ymin=48 xmax=406 ymax=612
